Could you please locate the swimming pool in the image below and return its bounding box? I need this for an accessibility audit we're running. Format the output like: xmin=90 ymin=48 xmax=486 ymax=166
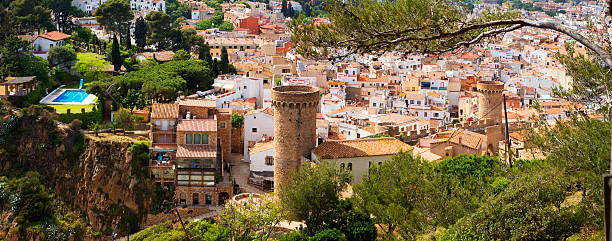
xmin=53 ymin=90 xmax=90 ymax=103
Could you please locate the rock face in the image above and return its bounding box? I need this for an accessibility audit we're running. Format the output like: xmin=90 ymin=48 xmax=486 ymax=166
xmin=0 ymin=108 xmax=153 ymax=238
xmin=68 ymin=138 xmax=152 ymax=234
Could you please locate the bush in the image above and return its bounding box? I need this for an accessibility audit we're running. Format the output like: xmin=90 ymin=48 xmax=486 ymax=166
xmin=310 ymin=229 xmax=347 ymax=241
xmin=59 ymin=111 xmax=102 ymax=129
xmin=278 ymin=231 xmax=308 ymax=241
xmin=344 ymin=220 xmax=377 ymax=241
xmin=69 ymin=119 xmax=83 ymax=131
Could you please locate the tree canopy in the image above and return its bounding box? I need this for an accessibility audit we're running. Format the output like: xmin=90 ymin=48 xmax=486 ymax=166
xmin=95 ymin=0 xmax=133 ymax=34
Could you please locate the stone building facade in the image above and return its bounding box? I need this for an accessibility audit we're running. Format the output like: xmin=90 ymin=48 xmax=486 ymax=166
xmin=476 ymin=81 xmax=504 ymax=122
xmin=271 ymin=86 xmax=320 ymax=194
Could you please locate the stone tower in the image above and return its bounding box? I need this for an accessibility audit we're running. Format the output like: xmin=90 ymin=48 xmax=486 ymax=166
xmin=271 ymin=85 xmax=320 ymax=194
xmin=476 ymin=81 xmax=504 ymax=123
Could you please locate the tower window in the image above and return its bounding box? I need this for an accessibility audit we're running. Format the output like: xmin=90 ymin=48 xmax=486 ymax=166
xmin=265 ymin=156 xmax=274 ymax=165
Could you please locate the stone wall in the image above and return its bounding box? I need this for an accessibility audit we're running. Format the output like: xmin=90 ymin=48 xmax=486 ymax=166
xmin=271 ymin=86 xmax=320 ymax=194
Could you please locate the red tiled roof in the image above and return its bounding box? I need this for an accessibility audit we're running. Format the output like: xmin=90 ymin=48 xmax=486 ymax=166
xmin=151 ymin=103 xmax=179 ymax=119
xmin=177 ymin=145 xmax=216 ymax=158
xmin=177 ymin=119 xmax=217 ymax=132
xmin=313 ymin=137 xmax=414 ymax=159
xmin=38 ymin=31 xmax=71 ymax=41
xmin=178 ymin=99 xmax=216 ymax=108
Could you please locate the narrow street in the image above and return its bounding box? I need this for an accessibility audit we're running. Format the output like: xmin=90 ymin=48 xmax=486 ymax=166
xmin=229 ymin=153 xmax=265 ymax=194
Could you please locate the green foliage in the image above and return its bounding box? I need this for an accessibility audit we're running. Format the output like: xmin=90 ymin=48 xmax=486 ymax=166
xmin=48 ymin=46 xmax=77 ymax=67
xmin=95 ymin=0 xmax=133 ymax=34
xmin=87 ymin=60 xmax=212 ymax=104
xmin=173 ymin=49 xmax=191 ymax=61
xmin=220 ymin=47 xmax=229 ymax=74
xmin=310 ymin=229 xmax=347 ymax=241
xmin=115 ymin=107 xmax=136 ymax=130
xmin=280 ymin=162 xmax=352 ymax=234
xmin=135 ymin=17 xmax=148 ymax=49
xmin=231 ymin=113 xmax=244 ymax=128
xmin=556 ymin=44 xmax=612 ymax=118
xmin=146 ymin=11 xmax=172 ymax=49
xmin=215 ymin=194 xmax=285 ymax=240
xmin=129 ymin=141 xmax=150 ymax=176
xmin=9 ymin=0 xmax=54 ymax=32
xmin=436 ymin=154 xmax=501 ymax=181
xmin=365 ymin=133 xmax=390 ymax=138
xmin=111 ymin=35 xmax=122 ymax=71
xmin=344 ymin=220 xmax=377 ymax=241
xmin=442 ymin=169 xmax=586 ymax=240
xmin=10 ymin=171 xmax=54 ymax=225
xmin=278 ymin=232 xmax=309 ymax=241
xmin=59 ymin=110 xmax=103 ymax=129
xmin=289 ymin=0 xmax=519 ymax=59
xmin=196 ymin=19 xmax=213 ymax=30
xmin=166 ymin=0 xmax=192 ymax=22
xmin=218 ymin=21 xmax=234 ymax=31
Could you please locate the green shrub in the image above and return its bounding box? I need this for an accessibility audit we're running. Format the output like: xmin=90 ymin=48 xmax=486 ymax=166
xmin=59 ymin=111 xmax=102 ymax=129
xmin=310 ymin=229 xmax=347 ymax=241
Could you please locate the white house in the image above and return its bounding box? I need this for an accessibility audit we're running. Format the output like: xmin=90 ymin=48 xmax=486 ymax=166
xmin=248 ymin=138 xmax=275 ymax=187
xmin=311 ymin=138 xmax=414 ymax=184
xmin=72 ymin=0 xmax=165 ymax=14
xmin=24 ymin=31 xmax=71 ymax=59
xmin=210 ymin=75 xmax=264 ymax=108
xmin=243 ymin=108 xmax=274 ymax=163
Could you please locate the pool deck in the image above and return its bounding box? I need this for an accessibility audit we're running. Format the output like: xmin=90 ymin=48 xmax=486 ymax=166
xmin=40 ymin=86 xmax=97 ymax=105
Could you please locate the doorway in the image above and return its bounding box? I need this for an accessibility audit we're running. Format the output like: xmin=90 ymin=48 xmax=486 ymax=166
xmin=192 ymin=193 xmax=199 ymax=205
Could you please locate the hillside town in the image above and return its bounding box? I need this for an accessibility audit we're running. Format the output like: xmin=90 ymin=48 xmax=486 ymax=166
xmin=0 ymin=0 xmax=610 ymax=239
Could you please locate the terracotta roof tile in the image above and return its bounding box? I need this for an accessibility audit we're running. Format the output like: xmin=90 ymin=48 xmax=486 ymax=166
xmin=177 ymin=145 xmax=217 ymax=158
xmin=38 ymin=31 xmax=71 ymax=41
xmin=151 ymin=103 xmax=179 ymax=119
xmin=313 ymin=137 xmax=414 ymax=159
xmin=178 ymin=99 xmax=216 ymax=108
xmin=431 ymin=129 xmax=484 ymax=149
xmin=249 ymin=138 xmax=274 ymax=154
xmin=177 ymin=119 xmax=217 ymax=132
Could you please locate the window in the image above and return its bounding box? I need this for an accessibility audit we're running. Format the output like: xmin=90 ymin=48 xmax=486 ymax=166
xmin=265 ymin=156 xmax=273 ymax=165
xmin=202 ymin=133 xmax=209 ymax=144
xmin=340 ymin=163 xmax=345 ymax=169
xmin=252 ymin=128 xmax=257 ymax=133
xmin=194 ymin=133 xmax=201 ymax=144
xmin=348 ymin=163 xmax=352 ymax=171
xmin=220 ymin=122 xmax=226 ymax=129
xmin=186 ymin=133 xmax=193 ymax=144
xmin=434 ymin=113 xmax=439 ymax=117
xmin=424 ymin=112 xmax=428 ymax=117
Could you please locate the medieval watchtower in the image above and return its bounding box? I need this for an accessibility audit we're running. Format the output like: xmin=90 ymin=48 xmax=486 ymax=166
xmin=476 ymin=81 xmax=504 ymax=123
xmin=271 ymin=85 xmax=320 ymax=194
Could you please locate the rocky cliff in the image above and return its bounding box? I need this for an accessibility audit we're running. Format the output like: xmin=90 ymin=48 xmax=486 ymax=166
xmin=0 ymin=106 xmax=153 ymax=239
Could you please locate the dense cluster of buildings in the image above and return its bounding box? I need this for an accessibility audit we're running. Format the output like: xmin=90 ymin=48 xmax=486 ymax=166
xmin=58 ymin=0 xmax=607 ymax=205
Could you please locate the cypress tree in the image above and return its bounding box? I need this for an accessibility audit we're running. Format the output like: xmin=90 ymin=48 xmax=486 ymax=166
xmin=111 ymin=35 xmax=122 ymax=72
xmin=199 ymin=43 xmax=212 ymax=63
xmin=212 ymin=58 xmax=219 ymax=77
xmin=281 ymin=0 xmax=288 ymax=17
xmin=220 ymin=46 xmax=229 ymax=74
xmin=135 ymin=17 xmax=147 ymax=49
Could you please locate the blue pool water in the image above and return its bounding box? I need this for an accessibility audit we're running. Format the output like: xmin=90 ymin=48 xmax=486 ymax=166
xmin=53 ymin=90 xmax=90 ymax=103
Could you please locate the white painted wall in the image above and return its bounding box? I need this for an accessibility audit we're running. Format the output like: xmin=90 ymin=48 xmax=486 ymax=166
xmin=243 ymin=111 xmax=274 ymax=162
xmin=249 ymin=147 xmax=274 ymax=173
xmin=312 ymin=154 xmax=395 ymax=184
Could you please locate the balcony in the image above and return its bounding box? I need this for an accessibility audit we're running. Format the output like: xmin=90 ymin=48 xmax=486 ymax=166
xmin=152 ymin=125 xmax=177 ymax=133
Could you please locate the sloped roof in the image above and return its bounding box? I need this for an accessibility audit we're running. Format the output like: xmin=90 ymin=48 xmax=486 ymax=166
xmin=177 ymin=119 xmax=217 ymax=132
xmin=38 ymin=31 xmax=71 ymax=41
xmin=177 ymin=145 xmax=216 ymax=158
xmin=178 ymin=99 xmax=216 ymax=108
xmin=151 ymin=103 xmax=179 ymax=119
xmin=313 ymin=137 xmax=414 ymax=159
